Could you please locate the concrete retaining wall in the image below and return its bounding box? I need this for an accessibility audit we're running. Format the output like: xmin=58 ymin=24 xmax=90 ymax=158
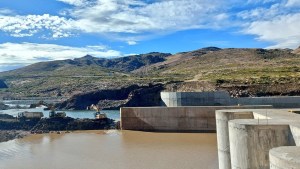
xmin=120 ymin=106 xmax=271 ymax=131
xmin=161 ymin=91 xmax=232 ymax=107
xmin=161 ymin=92 xmax=300 ymax=108
xmin=237 ymin=96 xmax=300 ymax=108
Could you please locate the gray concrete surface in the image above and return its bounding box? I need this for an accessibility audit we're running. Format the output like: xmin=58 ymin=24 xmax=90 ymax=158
xmin=120 ymin=106 xmax=271 ymax=131
xmin=270 ymin=146 xmax=300 ymax=169
xmin=161 ymin=91 xmax=300 ymax=108
xmin=216 ymin=109 xmax=300 ymax=169
xmin=216 ymin=111 xmax=254 ymax=169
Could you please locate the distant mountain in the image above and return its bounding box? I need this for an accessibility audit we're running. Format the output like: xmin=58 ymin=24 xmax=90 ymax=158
xmin=0 ymin=52 xmax=171 ymax=77
xmin=1 ymin=46 xmax=300 ymax=99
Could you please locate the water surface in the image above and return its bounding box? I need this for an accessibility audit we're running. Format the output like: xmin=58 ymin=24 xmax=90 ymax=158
xmin=1 ymin=108 xmax=120 ymax=120
xmin=0 ymin=131 xmax=218 ymax=169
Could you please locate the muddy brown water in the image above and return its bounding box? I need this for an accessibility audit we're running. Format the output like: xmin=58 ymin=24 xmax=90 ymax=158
xmin=0 ymin=130 xmax=218 ymax=169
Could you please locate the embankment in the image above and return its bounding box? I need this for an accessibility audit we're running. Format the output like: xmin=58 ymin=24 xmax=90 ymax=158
xmin=0 ymin=130 xmax=29 ymax=142
xmin=56 ymin=84 xmax=165 ymax=110
xmin=0 ymin=113 xmax=116 ymax=142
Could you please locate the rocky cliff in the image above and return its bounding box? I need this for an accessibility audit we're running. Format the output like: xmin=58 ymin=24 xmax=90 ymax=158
xmin=56 ymin=83 xmax=165 ymax=110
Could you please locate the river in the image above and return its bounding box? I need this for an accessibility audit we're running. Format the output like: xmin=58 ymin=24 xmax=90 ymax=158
xmin=0 ymin=130 xmax=218 ymax=169
xmin=0 ymin=107 xmax=120 ymax=120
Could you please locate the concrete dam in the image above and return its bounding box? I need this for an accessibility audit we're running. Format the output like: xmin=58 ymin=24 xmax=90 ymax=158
xmin=120 ymin=91 xmax=300 ymax=169
xmin=121 ymin=106 xmax=271 ymax=131
xmin=161 ymin=91 xmax=300 ymax=108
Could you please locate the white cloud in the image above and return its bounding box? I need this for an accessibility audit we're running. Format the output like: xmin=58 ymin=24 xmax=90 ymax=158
xmin=243 ymin=13 xmax=300 ymax=49
xmin=0 ymin=14 xmax=73 ymax=38
xmin=0 ymin=8 xmax=15 ymax=15
xmin=127 ymin=41 xmax=137 ymax=45
xmin=0 ymin=0 xmax=235 ymax=41
xmin=237 ymin=4 xmax=283 ymax=20
xmin=63 ymin=0 xmax=235 ymax=41
xmin=286 ymin=0 xmax=300 ymax=7
xmin=0 ymin=42 xmax=122 ymax=65
xmin=57 ymin=0 xmax=88 ymax=6
xmin=0 ymin=0 xmax=300 ymax=49
xmin=69 ymin=0 xmax=230 ymax=34
xmin=246 ymin=0 xmax=278 ymax=4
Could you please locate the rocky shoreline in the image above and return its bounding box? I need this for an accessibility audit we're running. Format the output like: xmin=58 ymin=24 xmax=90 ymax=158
xmin=0 ymin=113 xmax=117 ymax=143
xmin=0 ymin=130 xmax=29 ymax=142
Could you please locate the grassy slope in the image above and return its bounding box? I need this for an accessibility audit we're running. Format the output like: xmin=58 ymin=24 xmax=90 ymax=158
xmin=140 ymin=48 xmax=300 ymax=95
xmin=1 ymin=47 xmax=300 ymax=98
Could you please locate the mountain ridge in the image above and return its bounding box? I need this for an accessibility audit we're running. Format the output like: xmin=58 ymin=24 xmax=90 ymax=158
xmin=1 ymin=46 xmax=300 ymax=99
xmin=0 ymin=52 xmax=172 ymax=77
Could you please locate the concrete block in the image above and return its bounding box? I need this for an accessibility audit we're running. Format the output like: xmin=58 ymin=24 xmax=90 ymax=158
xmin=270 ymin=147 xmax=300 ymax=169
xmin=229 ymin=120 xmax=294 ymax=169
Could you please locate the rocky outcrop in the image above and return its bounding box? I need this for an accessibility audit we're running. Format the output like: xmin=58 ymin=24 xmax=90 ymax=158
xmin=0 ymin=130 xmax=29 ymax=142
xmin=0 ymin=113 xmax=116 ymax=133
xmin=121 ymin=83 xmax=165 ymax=107
xmin=31 ymin=118 xmax=115 ymax=131
xmin=55 ymin=84 xmax=165 ymax=110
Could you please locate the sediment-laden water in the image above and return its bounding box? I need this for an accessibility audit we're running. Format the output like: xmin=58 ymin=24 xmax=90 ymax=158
xmin=0 ymin=131 xmax=218 ymax=169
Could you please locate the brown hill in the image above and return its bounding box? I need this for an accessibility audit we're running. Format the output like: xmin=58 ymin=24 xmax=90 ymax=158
xmin=293 ymin=46 xmax=300 ymax=54
xmin=1 ymin=47 xmax=300 ymax=99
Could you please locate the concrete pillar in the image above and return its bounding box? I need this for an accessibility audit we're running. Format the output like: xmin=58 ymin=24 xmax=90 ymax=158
xmin=229 ymin=120 xmax=294 ymax=169
xmin=216 ymin=111 xmax=254 ymax=169
xmin=269 ymin=146 xmax=300 ymax=169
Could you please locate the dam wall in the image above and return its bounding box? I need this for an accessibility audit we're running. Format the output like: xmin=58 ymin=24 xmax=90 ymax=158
xmin=120 ymin=106 xmax=271 ymax=131
xmin=216 ymin=109 xmax=300 ymax=169
xmin=161 ymin=92 xmax=300 ymax=108
xmin=161 ymin=91 xmax=233 ymax=107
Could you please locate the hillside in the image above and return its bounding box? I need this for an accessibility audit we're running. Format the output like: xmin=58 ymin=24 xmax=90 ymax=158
xmin=0 ymin=52 xmax=171 ymax=77
xmin=1 ymin=47 xmax=300 ymax=99
xmin=293 ymin=46 xmax=300 ymax=55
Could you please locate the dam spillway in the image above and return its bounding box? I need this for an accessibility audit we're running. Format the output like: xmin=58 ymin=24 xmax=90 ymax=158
xmin=120 ymin=91 xmax=300 ymax=169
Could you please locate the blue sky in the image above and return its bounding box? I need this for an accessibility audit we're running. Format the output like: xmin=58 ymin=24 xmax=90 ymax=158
xmin=0 ymin=0 xmax=300 ymax=71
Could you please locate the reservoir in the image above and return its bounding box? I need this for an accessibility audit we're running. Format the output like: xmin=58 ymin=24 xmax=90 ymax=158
xmin=0 ymin=131 xmax=218 ymax=169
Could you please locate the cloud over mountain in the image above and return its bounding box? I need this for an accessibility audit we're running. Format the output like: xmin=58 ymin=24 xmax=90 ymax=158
xmin=0 ymin=42 xmax=122 ymax=67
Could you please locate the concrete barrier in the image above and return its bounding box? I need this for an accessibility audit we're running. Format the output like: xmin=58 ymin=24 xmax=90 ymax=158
xmin=216 ymin=109 xmax=300 ymax=169
xmin=161 ymin=92 xmax=300 ymax=108
xmin=268 ymin=124 xmax=300 ymax=169
xmin=120 ymin=106 xmax=271 ymax=131
xmin=161 ymin=91 xmax=233 ymax=107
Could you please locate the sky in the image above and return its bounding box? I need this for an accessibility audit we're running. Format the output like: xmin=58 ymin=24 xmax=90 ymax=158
xmin=1 ymin=0 xmax=300 ymax=72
